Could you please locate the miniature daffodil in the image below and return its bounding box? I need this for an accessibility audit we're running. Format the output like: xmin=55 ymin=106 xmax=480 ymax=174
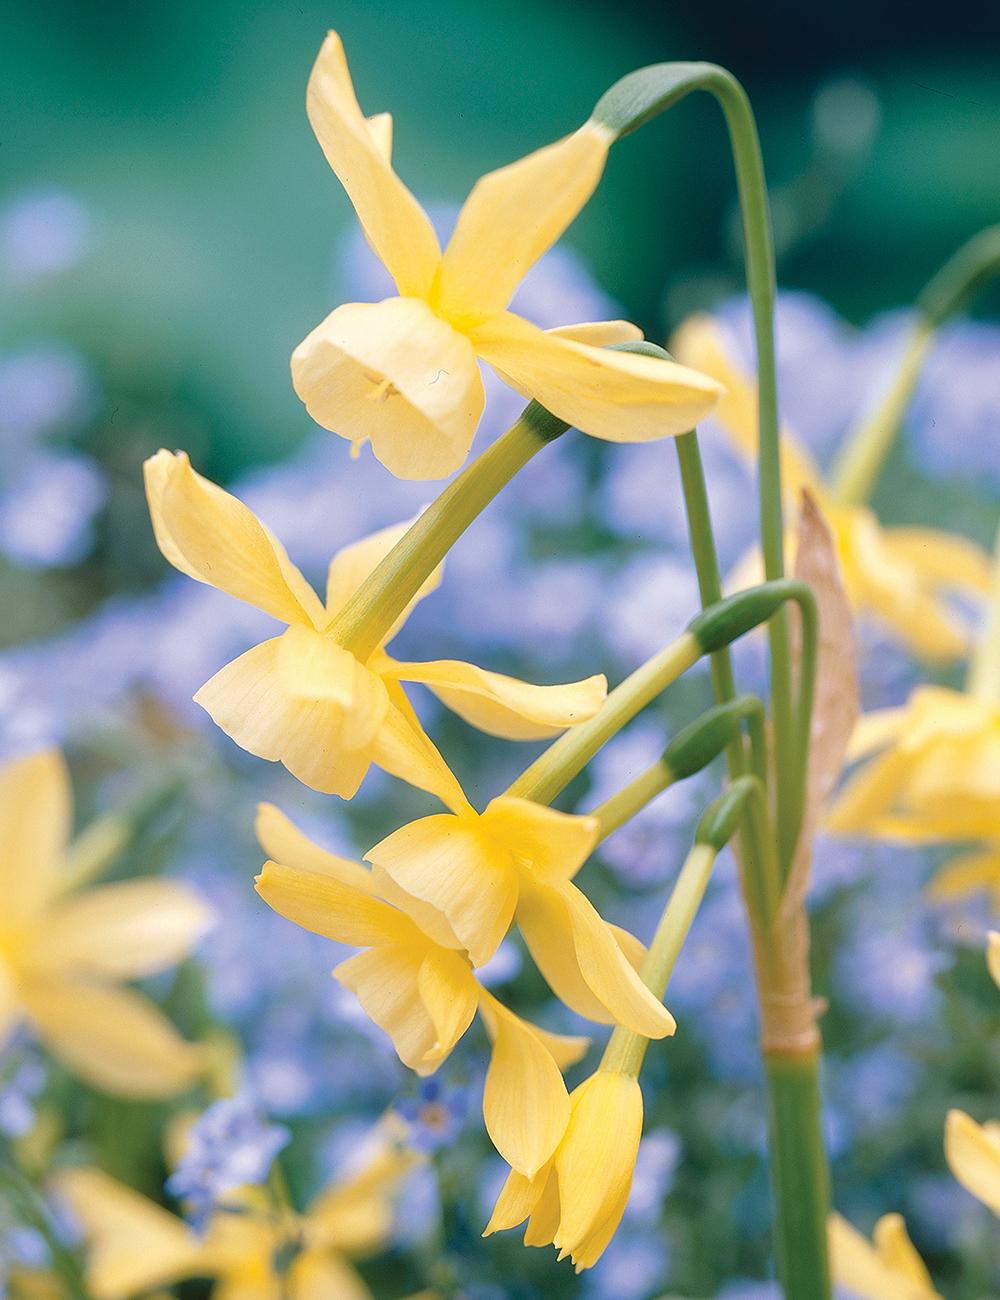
xmin=671 ymin=315 xmax=991 ymax=661
xmin=290 ymin=32 xmax=724 ymax=480
xmin=0 ymin=749 xmax=210 ymax=1099
xmin=254 ymin=804 xmax=589 ymax=1177
xmin=827 ymin=1212 xmax=942 ymax=1300
xmin=145 ymin=449 xmax=606 ymax=801
xmin=55 ymin=1121 xmax=415 ymax=1300
xmin=484 ymin=1066 xmax=643 ymax=1271
xmin=365 ymin=789 xmax=675 ymax=1038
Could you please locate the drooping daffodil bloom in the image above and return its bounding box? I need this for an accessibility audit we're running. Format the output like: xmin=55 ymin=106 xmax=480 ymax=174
xmin=364 ymin=781 xmax=676 ymax=1039
xmin=0 ymin=749 xmax=211 ymax=1099
xmin=290 ymin=31 xmax=724 ymax=480
xmin=145 ymin=450 xmax=606 ymax=800
xmin=672 ymin=315 xmax=992 ymax=661
xmin=827 ymin=1211 xmax=942 ymax=1300
xmin=484 ymin=1065 xmax=643 ymax=1271
xmin=254 ymin=803 xmax=589 ymax=1178
xmin=56 ymin=1119 xmax=416 ymax=1300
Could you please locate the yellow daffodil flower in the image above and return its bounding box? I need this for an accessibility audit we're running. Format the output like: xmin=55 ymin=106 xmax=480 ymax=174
xmin=944 ymin=1107 xmax=1000 ymax=1220
xmin=484 ymin=1065 xmax=643 ymax=1270
xmin=145 ymin=449 xmax=606 ymax=801
xmin=671 ymin=315 xmax=991 ymax=661
xmin=0 ymin=749 xmax=210 ymax=1099
xmin=290 ymin=32 xmax=724 ymax=480
xmin=55 ymin=1121 xmax=415 ymax=1300
xmin=365 ymin=786 xmax=675 ymax=1038
xmin=254 ymin=803 xmax=588 ymax=1177
xmin=827 ymin=1212 xmax=942 ymax=1300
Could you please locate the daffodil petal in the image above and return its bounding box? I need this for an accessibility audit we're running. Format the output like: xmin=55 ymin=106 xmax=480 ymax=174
xmin=25 ymin=880 xmax=213 ymax=980
xmin=255 ymin=803 xmax=376 ymax=894
xmin=54 ymin=1167 xmax=209 ymax=1300
xmin=334 ymin=946 xmax=439 ymax=1073
xmin=879 ymin=526 xmax=991 ymax=594
xmin=524 ymin=1165 xmax=564 ymax=1247
xmin=0 ymin=749 xmax=70 ymax=927
xmin=416 ymin=949 xmax=479 ymax=1068
xmin=291 ymin=298 xmax=485 ymax=481
xmin=369 ymin=683 xmax=474 ymax=815
xmin=435 ymin=122 xmax=612 ymax=326
xmin=515 ymin=883 xmax=617 ymax=1024
xmin=194 ymin=638 xmax=381 ymax=798
xmin=24 ymin=980 xmax=205 ymax=1099
xmin=325 ymin=517 xmax=443 ymax=637
xmin=368 ymin=863 xmax=465 ymax=949
xmin=276 ymin=625 xmax=389 ymax=751
xmin=480 ymin=796 xmax=599 ymax=881
xmin=143 ymin=450 xmax=317 ymax=625
xmin=388 ymin=658 xmax=607 ymax=740
xmin=255 ymin=861 xmax=414 ymax=947
xmin=945 ymin=1108 xmax=1000 ymax=1217
xmin=365 ymin=814 xmax=517 ymax=968
xmin=307 ymin=1134 xmax=415 ymax=1250
xmin=306 ymin=32 xmax=441 ymax=298
xmin=824 ymin=749 xmax=916 ymax=836
xmin=847 ymin=708 xmax=909 ymax=763
xmin=521 ymin=1022 xmax=591 ymax=1071
xmin=827 ymin=1211 xmax=937 ymax=1300
xmin=469 ymin=311 xmax=722 ymax=442
xmin=288 ymin=1250 xmax=373 ymax=1300
xmin=490 ymin=320 xmax=644 ymax=398
xmin=478 ymin=991 xmax=571 ymax=1177
xmin=872 ymin=1214 xmax=935 ymax=1288
xmin=927 ymin=848 xmax=1000 ymax=902
xmin=483 ymin=1165 xmax=550 ymax=1234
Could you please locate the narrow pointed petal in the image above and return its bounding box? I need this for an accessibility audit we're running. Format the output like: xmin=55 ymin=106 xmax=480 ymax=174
xmin=491 ymin=320 xmax=643 ymax=398
xmin=365 ymin=814 xmax=517 ymax=967
xmin=479 ymin=991 xmax=571 ymax=1176
xmin=516 ymin=883 xmax=617 ymax=1024
xmin=416 ymin=949 xmax=479 ymax=1068
xmin=370 ymin=683 xmax=474 ymax=815
xmin=483 ymin=1165 xmax=550 ymax=1234
xmin=847 ymin=708 xmax=909 ymax=763
xmin=872 ymin=1214 xmax=935 ymax=1287
xmin=307 ymin=1134 xmax=415 ymax=1250
xmin=25 ymin=879 xmax=212 ymax=979
xmin=824 ymin=750 xmax=916 ymax=836
xmin=480 ymin=796 xmax=599 ymax=881
xmin=194 ymin=637 xmax=382 ymax=798
xmin=388 ymin=657 xmax=607 ymax=740
xmin=436 ymin=123 xmax=612 ymax=326
xmin=25 ymin=980 xmax=205 ymax=1098
xmin=334 ymin=946 xmax=439 ymax=1073
xmin=524 ymin=1165 xmax=563 ymax=1246
xmin=369 ymin=862 xmax=465 ymax=949
xmin=292 ymin=298 xmax=485 ymax=481
xmin=288 ymin=1251 xmax=372 ymax=1300
xmin=54 ymin=1167 xmax=209 ymax=1300
xmin=0 ymin=749 xmax=70 ymax=927
xmin=469 ymin=311 xmax=722 ymax=442
xmin=255 ymin=861 xmax=414 ymax=947
xmin=927 ymin=848 xmax=1000 ymax=902
xmin=945 ymin=1108 xmax=1000 ymax=1216
xmin=255 ymin=803 xmax=376 ymax=894
xmin=879 ymin=526 xmax=991 ymax=594
xmin=827 ymin=1212 xmax=937 ymax=1300
xmin=554 ymin=1072 xmax=643 ymax=1266
xmin=325 ymin=519 xmax=443 ymax=636
xmin=306 ymin=32 xmax=441 ymax=298
xmin=520 ymin=1021 xmax=591 ymax=1071
xmin=143 ymin=450 xmax=319 ymax=625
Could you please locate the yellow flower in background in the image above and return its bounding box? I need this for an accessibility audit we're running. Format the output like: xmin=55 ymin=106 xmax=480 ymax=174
xmin=254 ymin=804 xmax=588 ymax=1177
xmin=56 ymin=1120 xmax=415 ymax=1300
xmin=945 ymin=1108 xmax=1000 ymax=1221
xmin=145 ymin=450 xmax=606 ymax=801
xmin=290 ymin=32 xmax=724 ymax=480
xmin=484 ymin=1066 xmax=643 ymax=1271
xmin=827 ymin=1212 xmax=942 ymax=1300
xmin=365 ymin=790 xmax=675 ymax=1038
xmin=0 ymin=749 xmax=211 ymax=1099
xmin=671 ymin=315 xmax=991 ymax=661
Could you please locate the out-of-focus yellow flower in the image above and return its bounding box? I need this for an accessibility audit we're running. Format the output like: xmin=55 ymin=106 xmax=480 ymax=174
xmin=365 ymin=789 xmax=675 ymax=1038
xmin=827 ymin=1211 xmax=942 ymax=1300
xmin=254 ymin=804 xmax=588 ymax=1177
xmin=56 ymin=1121 xmax=415 ymax=1300
xmin=944 ymin=1108 xmax=1000 ymax=1219
xmin=671 ymin=315 xmax=991 ymax=661
xmin=290 ymin=32 xmax=723 ymax=480
xmin=145 ymin=450 xmax=606 ymax=801
xmin=484 ymin=1066 xmax=643 ymax=1270
xmin=0 ymin=749 xmax=210 ymax=1098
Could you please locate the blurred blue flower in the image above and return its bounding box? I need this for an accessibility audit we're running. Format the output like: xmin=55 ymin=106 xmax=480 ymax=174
xmin=583 ymin=1231 xmax=669 ymax=1300
xmin=166 ymin=1089 xmax=290 ymax=1228
xmin=823 ymin=1042 xmax=920 ymax=1156
xmin=0 ymin=452 xmax=108 ymax=569
xmin=0 ymin=190 xmax=90 ymax=284
xmin=396 ymin=1077 xmax=469 ymax=1154
xmin=837 ymin=914 xmax=951 ymax=1026
xmin=0 ymin=1035 xmax=45 ymax=1140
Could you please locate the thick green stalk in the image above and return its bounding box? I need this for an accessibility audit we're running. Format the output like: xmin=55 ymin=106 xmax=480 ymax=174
xmin=594 ymin=66 xmax=796 ymax=877
xmin=329 ymin=401 xmax=568 ymax=661
xmin=765 ymin=1053 xmax=831 ymax=1300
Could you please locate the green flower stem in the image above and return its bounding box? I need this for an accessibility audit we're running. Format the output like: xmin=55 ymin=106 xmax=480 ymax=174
xmin=594 ymin=64 xmax=796 ymax=878
xmin=765 ymin=1052 xmax=831 ymax=1300
xmin=831 ymin=223 xmax=1000 ymax=508
xmin=967 ymin=516 xmax=1000 ymax=702
xmin=328 ymin=402 xmax=568 ymax=662
xmin=590 ymin=762 xmax=675 ymax=842
xmin=0 ymin=1144 xmax=88 ymax=1300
